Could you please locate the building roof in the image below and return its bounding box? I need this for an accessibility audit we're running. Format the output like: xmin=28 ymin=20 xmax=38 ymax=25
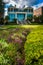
xmin=34 ymin=6 xmax=43 ymax=11
xmin=8 ymin=5 xmax=33 ymax=9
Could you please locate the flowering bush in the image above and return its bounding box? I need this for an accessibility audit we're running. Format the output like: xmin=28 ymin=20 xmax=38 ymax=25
xmin=0 ymin=27 xmax=31 ymax=65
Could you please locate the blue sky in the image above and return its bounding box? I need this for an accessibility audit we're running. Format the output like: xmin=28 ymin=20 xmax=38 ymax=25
xmin=3 ymin=0 xmax=43 ymax=16
xmin=4 ymin=0 xmax=43 ymax=8
xmin=39 ymin=0 xmax=43 ymax=3
xmin=4 ymin=0 xmax=39 ymax=7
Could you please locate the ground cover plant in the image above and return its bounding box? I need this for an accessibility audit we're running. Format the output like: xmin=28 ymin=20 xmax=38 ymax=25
xmin=24 ymin=25 xmax=43 ymax=65
xmin=0 ymin=25 xmax=43 ymax=65
xmin=0 ymin=39 xmax=17 ymax=65
xmin=0 ymin=25 xmax=30 ymax=65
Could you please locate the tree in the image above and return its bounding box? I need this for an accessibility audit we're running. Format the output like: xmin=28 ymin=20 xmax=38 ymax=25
xmin=27 ymin=16 xmax=33 ymax=22
xmin=4 ymin=16 xmax=10 ymax=24
xmin=0 ymin=0 xmax=4 ymax=23
xmin=33 ymin=15 xmax=43 ymax=23
xmin=33 ymin=16 xmax=39 ymax=23
xmin=0 ymin=17 xmax=4 ymax=25
xmin=12 ymin=18 xmax=17 ymax=25
xmin=39 ymin=15 xmax=43 ymax=23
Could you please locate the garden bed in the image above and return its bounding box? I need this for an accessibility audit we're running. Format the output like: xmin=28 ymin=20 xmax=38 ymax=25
xmin=0 ymin=25 xmax=43 ymax=65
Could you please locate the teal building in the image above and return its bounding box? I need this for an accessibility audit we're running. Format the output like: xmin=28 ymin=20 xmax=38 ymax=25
xmin=8 ymin=5 xmax=33 ymax=21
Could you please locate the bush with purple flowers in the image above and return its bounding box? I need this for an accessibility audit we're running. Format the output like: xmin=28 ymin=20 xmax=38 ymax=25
xmin=0 ymin=26 xmax=31 ymax=65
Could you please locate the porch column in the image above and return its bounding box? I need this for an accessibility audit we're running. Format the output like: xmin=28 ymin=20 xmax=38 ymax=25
xmin=15 ymin=13 xmax=17 ymax=19
xmin=25 ymin=13 xmax=27 ymax=20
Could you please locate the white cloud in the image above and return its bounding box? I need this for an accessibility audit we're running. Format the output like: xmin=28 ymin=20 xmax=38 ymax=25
xmin=33 ymin=2 xmax=43 ymax=10
xmin=3 ymin=0 xmax=38 ymax=8
xmin=9 ymin=0 xmax=17 ymax=6
xmin=3 ymin=0 xmax=10 ymax=3
xmin=4 ymin=0 xmax=43 ymax=16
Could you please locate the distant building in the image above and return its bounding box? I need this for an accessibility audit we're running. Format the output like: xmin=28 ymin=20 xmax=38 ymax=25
xmin=34 ymin=6 xmax=43 ymax=17
xmin=8 ymin=5 xmax=33 ymax=21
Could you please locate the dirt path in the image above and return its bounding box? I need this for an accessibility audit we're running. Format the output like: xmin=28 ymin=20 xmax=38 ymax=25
xmin=16 ymin=29 xmax=30 ymax=65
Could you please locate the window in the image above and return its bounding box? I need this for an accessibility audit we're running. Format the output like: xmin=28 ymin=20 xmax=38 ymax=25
xmin=31 ymin=9 xmax=33 ymax=12
xmin=29 ymin=9 xmax=30 ymax=12
xmin=11 ymin=8 xmax=13 ymax=12
xmin=8 ymin=8 xmax=10 ymax=12
xmin=14 ymin=9 xmax=18 ymax=12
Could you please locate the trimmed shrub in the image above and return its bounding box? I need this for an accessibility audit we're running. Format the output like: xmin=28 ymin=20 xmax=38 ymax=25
xmin=24 ymin=27 xmax=43 ymax=65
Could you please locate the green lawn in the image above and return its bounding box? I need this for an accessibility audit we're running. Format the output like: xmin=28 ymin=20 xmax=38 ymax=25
xmin=0 ymin=25 xmax=40 ymax=29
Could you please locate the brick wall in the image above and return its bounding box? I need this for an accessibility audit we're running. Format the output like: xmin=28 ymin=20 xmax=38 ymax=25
xmin=34 ymin=7 xmax=42 ymax=17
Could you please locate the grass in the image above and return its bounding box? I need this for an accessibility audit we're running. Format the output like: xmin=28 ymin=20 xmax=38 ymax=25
xmin=0 ymin=25 xmax=43 ymax=43
xmin=0 ymin=25 xmax=40 ymax=29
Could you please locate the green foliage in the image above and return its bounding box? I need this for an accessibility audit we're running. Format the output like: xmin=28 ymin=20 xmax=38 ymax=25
xmin=7 ymin=18 xmax=18 ymax=25
xmin=4 ymin=16 xmax=10 ymax=25
xmin=0 ymin=0 xmax=4 ymax=23
xmin=12 ymin=18 xmax=17 ymax=25
xmin=0 ymin=39 xmax=17 ymax=65
xmin=33 ymin=15 xmax=43 ymax=23
xmin=0 ymin=25 xmax=43 ymax=65
xmin=0 ymin=27 xmax=30 ymax=65
xmin=27 ymin=17 xmax=33 ymax=22
xmin=24 ymin=26 xmax=43 ymax=65
xmin=39 ymin=15 xmax=43 ymax=23
xmin=33 ymin=16 xmax=39 ymax=23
